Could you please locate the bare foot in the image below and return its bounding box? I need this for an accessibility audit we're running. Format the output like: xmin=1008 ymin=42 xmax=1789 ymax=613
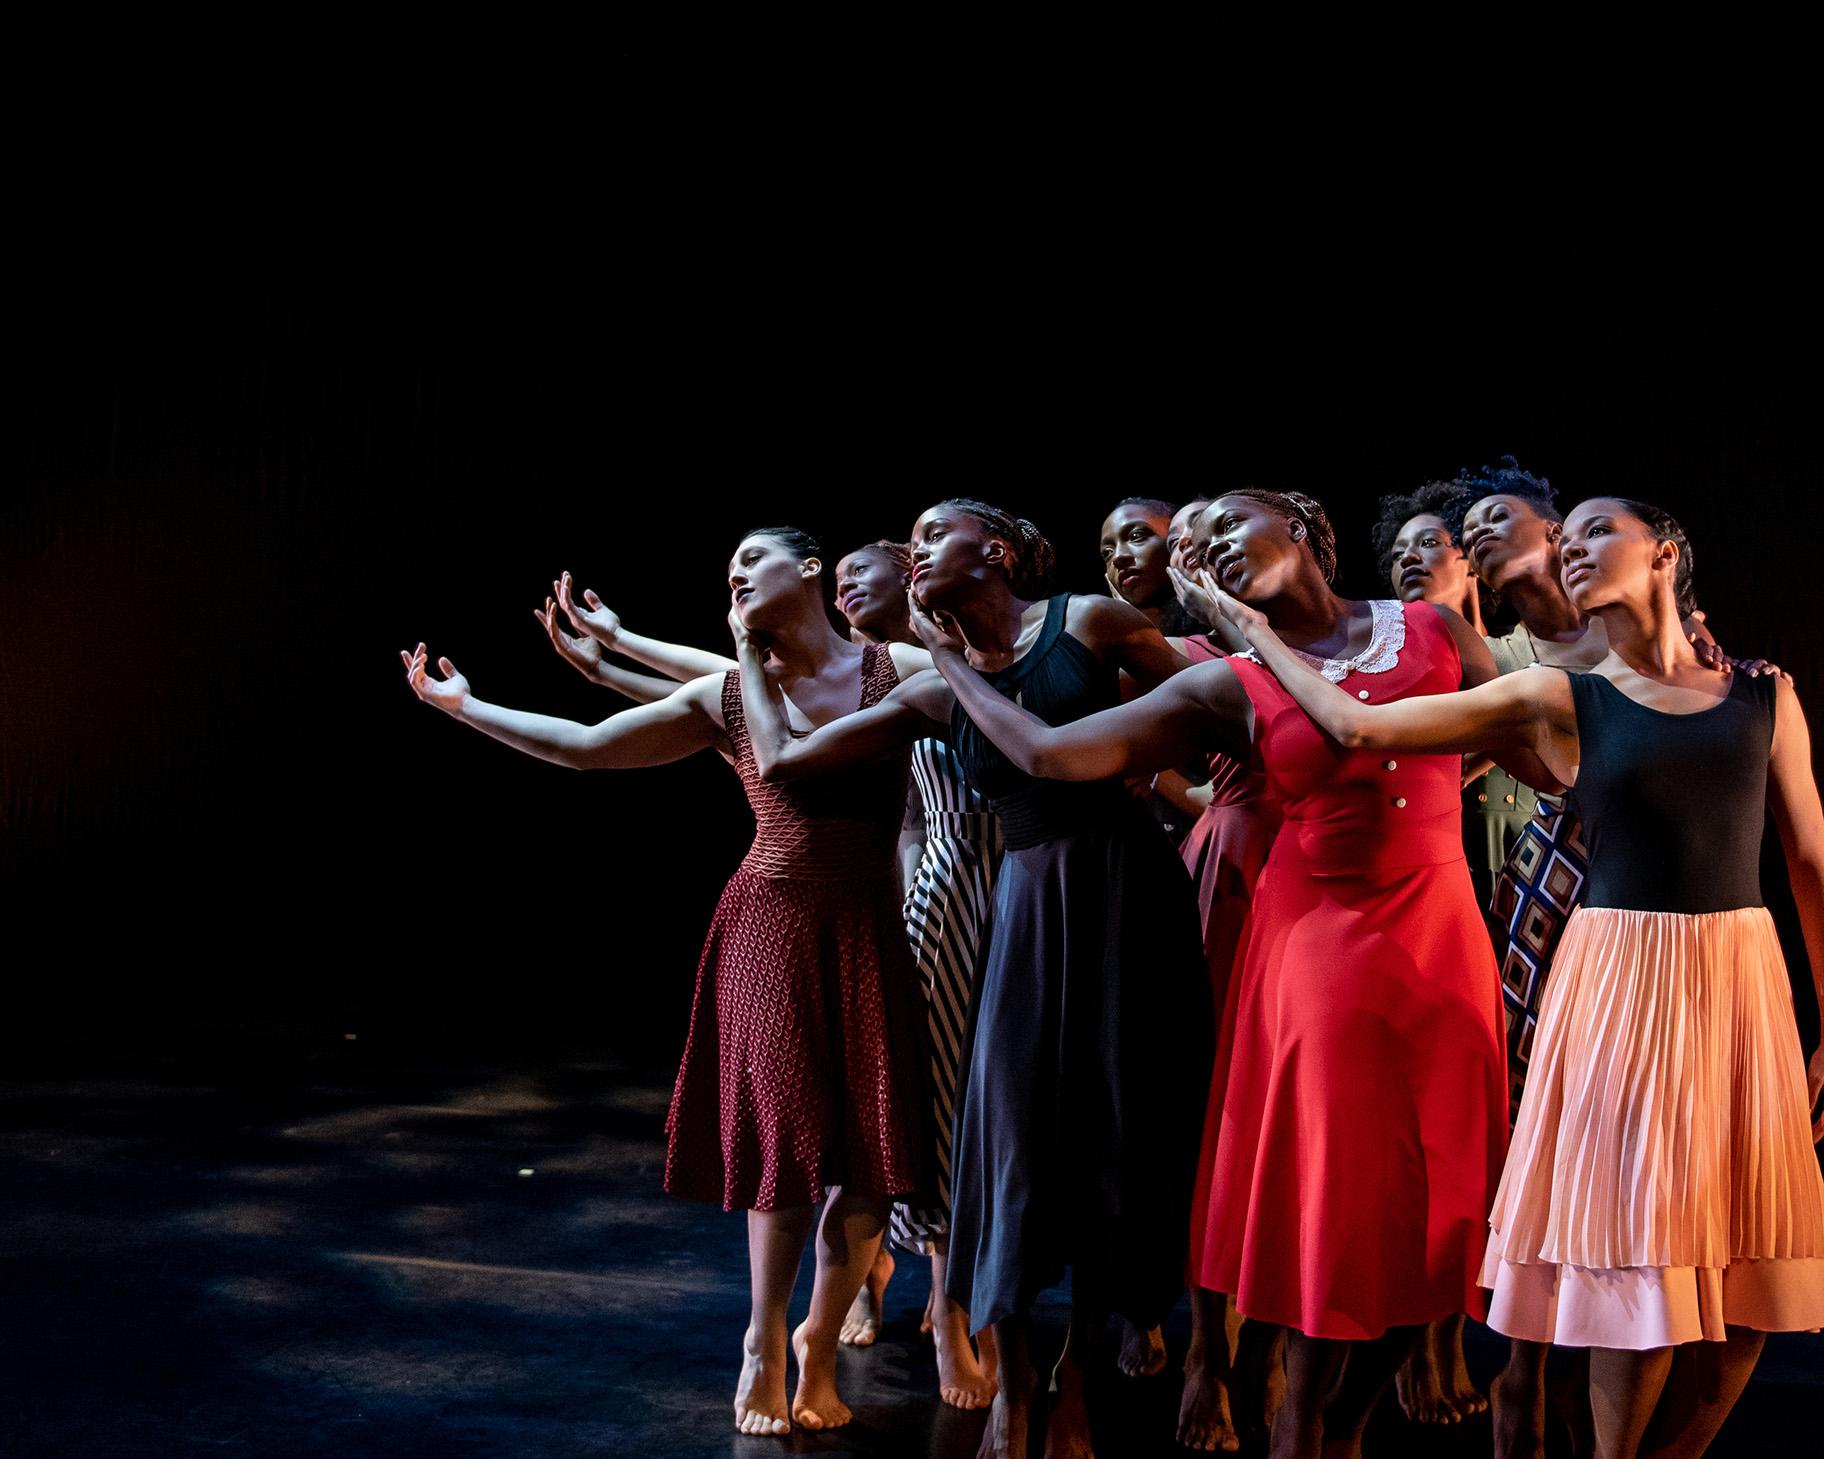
xmin=1232 ymin=1321 xmax=1287 ymax=1442
xmin=1491 ymin=1365 xmax=1546 ymax=1459
xmin=1439 ymin=1315 xmax=1487 ymax=1419
xmin=921 ymin=1279 xmax=937 ymax=1336
xmin=978 ymin=1322 xmax=1000 ymax=1386
xmin=840 ymin=1246 xmax=894 ymax=1346
xmin=1045 ymin=1358 xmax=1096 ymax=1459
xmin=935 ymin=1304 xmax=998 ymax=1410
xmin=978 ymin=1379 xmax=1032 ymax=1459
xmin=733 ymin=1326 xmax=791 ymax=1436
xmin=1395 ymin=1325 xmax=1457 ymax=1424
xmin=1116 ymin=1318 xmax=1167 ymax=1378
xmin=1177 ymin=1358 xmax=1241 ymax=1452
xmin=791 ymin=1321 xmax=852 ymax=1431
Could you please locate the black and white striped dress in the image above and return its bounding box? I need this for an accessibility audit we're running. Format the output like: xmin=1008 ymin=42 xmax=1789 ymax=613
xmin=888 ymin=737 xmax=1003 ymax=1254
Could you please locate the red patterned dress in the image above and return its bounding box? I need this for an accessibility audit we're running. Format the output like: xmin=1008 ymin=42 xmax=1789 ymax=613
xmin=664 ymin=643 xmax=933 ymax=1211
xmin=1199 ymin=601 xmax=1508 ymax=1338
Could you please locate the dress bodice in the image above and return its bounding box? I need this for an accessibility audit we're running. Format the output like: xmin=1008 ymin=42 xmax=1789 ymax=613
xmin=722 ymin=642 xmax=907 ymax=879
xmin=949 ymin=595 xmax=1129 ymax=849
xmin=1228 ymin=600 xmax=1466 ymax=874
xmin=1570 ymin=670 xmax=1774 ymax=913
xmin=1183 ymin=634 xmax=1274 ymax=809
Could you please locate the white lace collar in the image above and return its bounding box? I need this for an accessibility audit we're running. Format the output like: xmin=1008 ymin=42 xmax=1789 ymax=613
xmin=1243 ymin=599 xmax=1407 ymax=683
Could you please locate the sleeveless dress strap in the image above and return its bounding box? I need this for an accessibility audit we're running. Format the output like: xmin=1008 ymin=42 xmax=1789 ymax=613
xmin=993 ymin=595 xmax=1072 ymax=689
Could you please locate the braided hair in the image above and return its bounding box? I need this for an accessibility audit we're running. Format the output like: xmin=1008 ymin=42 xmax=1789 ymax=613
xmin=1111 ymin=496 xmax=1180 ymax=519
xmin=1600 ymin=498 xmax=1698 ymax=618
xmin=1216 ymin=488 xmax=1339 ymax=584
xmin=932 ymin=498 xmax=1058 ymax=598
xmin=848 ymin=538 xmax=912 ymax=582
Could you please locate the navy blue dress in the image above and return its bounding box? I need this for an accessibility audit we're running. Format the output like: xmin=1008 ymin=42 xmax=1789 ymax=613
xmin=943 ymin=595 xmax=1212 ymax=1331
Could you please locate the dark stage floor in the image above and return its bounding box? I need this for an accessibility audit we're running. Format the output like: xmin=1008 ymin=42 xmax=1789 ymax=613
xmin=1 ymin=1041 xmax=1818 ymax=1458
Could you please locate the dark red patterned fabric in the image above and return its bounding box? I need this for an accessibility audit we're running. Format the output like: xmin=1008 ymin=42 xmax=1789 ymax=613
xmin=664 ymin=643 xmax=932 ymax=1211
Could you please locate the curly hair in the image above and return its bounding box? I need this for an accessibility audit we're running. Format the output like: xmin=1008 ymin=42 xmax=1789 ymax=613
xmin=1215 ymin=488 xmax=1339 ymax=584
xmin=1370 ymin=480 xmax=1481 ymax=562
xmin=1450 ymin=456 xmax=1559 ymax=536
xmin=932 ymin=498 xmax=1058 ymax=598
xmin=1599 ymin=498 xmax=1698 ymax=618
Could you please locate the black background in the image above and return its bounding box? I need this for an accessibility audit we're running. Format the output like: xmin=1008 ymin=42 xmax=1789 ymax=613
xmin=8 ymin=201 xmax=1819 ymax=1068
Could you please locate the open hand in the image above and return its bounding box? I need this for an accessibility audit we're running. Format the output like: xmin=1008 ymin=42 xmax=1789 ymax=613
xmin=401 ymin=642 xmax=470 ymax=716
xmin=1196 ymin=569 xmax=1269 ymax=643
xmin=727 ymin=605 xmax=768 ymax=658
xmin=907 ymin=589 xmax=967 ymax=655
xmin=535 ymin=595 xmax=605 ymax=680
xmin=554 ymin=571 xmax=623 ymax=646
xmin=1168 ymin=564 xmax=1220 ymax=626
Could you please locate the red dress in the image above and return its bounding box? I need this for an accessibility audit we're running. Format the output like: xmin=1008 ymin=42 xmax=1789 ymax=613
xmin=1198 ymin=601 xmax=1508 ymax=1338
xmin=664 ymin=644 xmax=933 ymax=1211
xmin=1179 ymin=634 xmax=1284 ymax=1274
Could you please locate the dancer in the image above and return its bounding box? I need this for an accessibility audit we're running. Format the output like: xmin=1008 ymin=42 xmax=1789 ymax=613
xmin=1208 ymin=496 xmax=1824 ymax=1459
xmin=1100 ymin=496 xmax=1178 ymax=628
xmin=401 ymin=526 xmax=933 ymax=1437
xmin=536 ymin=546 xmax=1001 ymax=1407
xmin=1166 ymin=506 xmax=1286 ymax=1454
xmin=735 ymin=498 xmax=1211 ymax=1459
xmin=1370 ymin=478 xmax=1499 ymax=1428
xmin=929 ymin=490 xmax=1513 ymax=1459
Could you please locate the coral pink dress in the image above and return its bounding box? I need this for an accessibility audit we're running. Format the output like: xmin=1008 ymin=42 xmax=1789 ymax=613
xmin=1199 ymin=601 xmax=1508 ymax=1338
xmin=664 ymin=644 xmax=933 ymax=1212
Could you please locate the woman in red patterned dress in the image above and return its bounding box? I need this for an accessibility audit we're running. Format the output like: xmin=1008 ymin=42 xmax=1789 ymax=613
xmin=401 ymin=526 xmax=933 ymax=1439
xmin=938 ymin=491 xmax=1516 ymax=1459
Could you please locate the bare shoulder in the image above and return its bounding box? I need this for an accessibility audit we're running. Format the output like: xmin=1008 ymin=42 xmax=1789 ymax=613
xmin=886 ymin=641 xmax=934 ymax=680
xmin=677 ymin=670 xmax=732 ymax=731
xmin=889 ymin=667 xmax=956 ymax=722
xmin=1065 ymin=593 xmax=1157 ymax=646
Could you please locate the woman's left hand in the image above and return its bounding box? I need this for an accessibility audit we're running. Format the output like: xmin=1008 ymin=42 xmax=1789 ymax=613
xmin=1197 ymin=569 xmax=1269 ymax=644
xmin=908 ymin=590 xmax=967 ymax=655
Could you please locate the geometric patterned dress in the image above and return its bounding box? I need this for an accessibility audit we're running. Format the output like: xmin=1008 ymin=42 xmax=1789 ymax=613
xmin=1483 ymin=626 xmax=1590 ymax=1123
xmin=887 ymin=738 xmax=1003 ymax=1254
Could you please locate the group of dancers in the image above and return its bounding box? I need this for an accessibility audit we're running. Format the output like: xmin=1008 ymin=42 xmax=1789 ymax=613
xmin=401 ymin=459 xmax=1824 ymax=1459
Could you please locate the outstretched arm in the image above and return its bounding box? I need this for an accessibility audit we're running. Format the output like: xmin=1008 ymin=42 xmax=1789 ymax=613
xmin=1071 ymin=595 xmax=1192 ymax=692
xmin=1765 ymin=678 xmax=1824 ymax=1139
xmin=534 ymin=595 xmax=687 ymax=704
xmin=402 ymin=643 xmax=726 ymax=769
xmin=908 ymin=595 xmax=1248 ymax=781
xmin=554 ymin=571 xmax=735 ymax=682
xmin=1207 ymin=581 xmax=1574 ymax=781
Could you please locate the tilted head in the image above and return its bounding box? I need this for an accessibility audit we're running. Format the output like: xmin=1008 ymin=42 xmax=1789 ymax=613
xmin=910 ymin=499 xmax=1057 ymax=608
xmin=1372 ymin=479 xmax=1480 ymax=607
xmin=834 ymin=540 xmax=914 ymax=640
xmin=727 ymin=526 xmax=825 ymax=630
xmin=1457 ymin=457 xmax=1561 ymax=593
xmin=1200 ymin=488 xmax=1339 ymax=603
xmin=1099 ymin=497 xmax=1177 ymax=610
xmin=1167 ymin=497 xmax=1214 ymax=574
xmin=1561 ymin=496 xmax=1697 ymax=619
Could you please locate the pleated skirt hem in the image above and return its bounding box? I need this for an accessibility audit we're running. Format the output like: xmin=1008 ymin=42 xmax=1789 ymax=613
xmin=1484 ymin=1254 xmax=1824 ymax=1347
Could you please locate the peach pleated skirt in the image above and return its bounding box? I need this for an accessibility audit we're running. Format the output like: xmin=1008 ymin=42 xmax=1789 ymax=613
xmin=1482 ymin=906 xmax=1824 ymax=1348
